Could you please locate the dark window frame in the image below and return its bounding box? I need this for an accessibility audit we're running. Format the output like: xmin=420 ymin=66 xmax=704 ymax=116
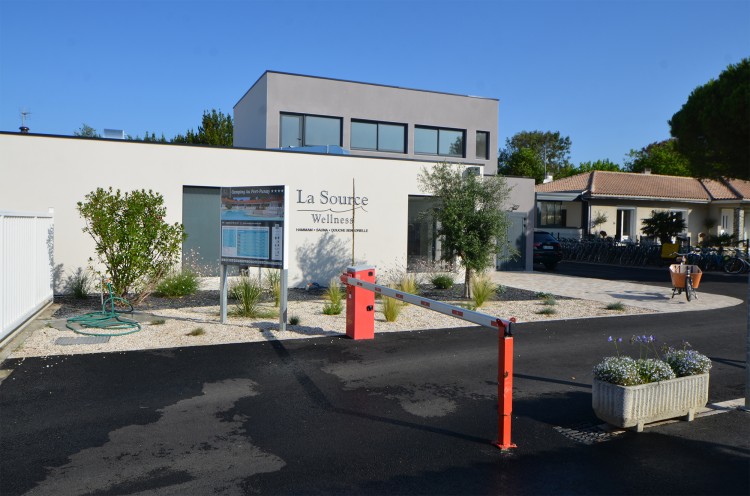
xmin=279 ymin=112 xmax=343 ymax=148
xmin=537 ymin=201 xmax=565 ymax=227
xmin=350 ymin=119 xmax=407 ymax=153
xmin=414 ymin=125 xmax=466 ymax=158
xmin=475 ymin=131 xmax=489 ymax=160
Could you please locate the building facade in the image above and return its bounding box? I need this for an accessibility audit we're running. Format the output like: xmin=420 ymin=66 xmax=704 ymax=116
xmin=1 ymin=72 xmax=534 ymax=291
xmin=233 ymin=71 xmax=499 ymax=173
xmin=535 ymin=170 xmax=750 ymax=244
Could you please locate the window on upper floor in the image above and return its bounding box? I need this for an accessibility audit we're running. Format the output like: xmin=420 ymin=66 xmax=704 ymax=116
xmin=414 ymin=126 xmax=465 ymax=157
xmin=475 ymin=131 xmax=489 ymax=160
xmin=280 ymin=113 xmax=342 ymax=148
xmin=351 ymin=120 xmax=406 ymax=153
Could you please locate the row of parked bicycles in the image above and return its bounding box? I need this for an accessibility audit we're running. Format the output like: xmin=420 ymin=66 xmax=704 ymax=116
xmin=557 ymin=237 xmax=750 ymax=273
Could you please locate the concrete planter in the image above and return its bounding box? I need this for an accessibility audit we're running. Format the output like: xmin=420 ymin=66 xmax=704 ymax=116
xmin=592 ymin=373 xmax=709 ymax=432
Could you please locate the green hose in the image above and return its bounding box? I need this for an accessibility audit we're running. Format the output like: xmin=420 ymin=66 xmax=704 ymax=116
xmin=66 ymin=281 xmax=142 ymax=336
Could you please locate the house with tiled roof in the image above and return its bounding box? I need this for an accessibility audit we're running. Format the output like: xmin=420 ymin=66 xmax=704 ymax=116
xmin=535 ymin=171 xmax=750 ymax=244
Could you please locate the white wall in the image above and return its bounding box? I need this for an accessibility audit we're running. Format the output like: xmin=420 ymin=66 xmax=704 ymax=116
xmin=1 ymin=133 xmax=531 ymax=290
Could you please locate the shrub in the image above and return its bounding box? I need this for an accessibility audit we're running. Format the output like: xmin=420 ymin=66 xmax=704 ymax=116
xmin=431 ymin=274 xmax=454 ymax=290
xmin=155 ymin=268 xmax=200 ymax=297
xmin=67 ymin=267 xmax=92 ymax=299
xmin=536 ymin=307 xmax=557 ymax=315
xmin=664 ymin=348 xmax=712 ymax=377
xmin=230 ymin=275 xmax=276 ymax=318
xmin=77 ymin=187 xmax=185 ymax=302
xmin=150 ymin=319 xmax=166 ymax=325
xmin=186 ymin=327 xmax=205 ymax=336
xmin=535 ymin=291 xmax=552 ymax=299
xmin=595 ymin=336 xmax=711 ymax=385
xmin=541 ymin=295 xmax=557 ymax=306
xmin=397 ymin=274 xmax=419 ymax=296
xmin=593 ymin=356 xmax=641 ymax=386
xmin=470 ymin=274 xmax=496 ymax=308
xmin=323 ymin=278 xmax=343 ymax=315
xmin=636 ymin=358 xmax=676 ymax=383
xmin=382 ymin=292 xmax=402 ymax=322
xmin=605 ymin=301 xmax=625 ymax=311
xmin=289 ymin=315 xmax=301 ymax=326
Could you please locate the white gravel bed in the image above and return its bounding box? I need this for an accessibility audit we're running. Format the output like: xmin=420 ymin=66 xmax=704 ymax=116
xmin=10 ymin=295 xmax=654 ymax=358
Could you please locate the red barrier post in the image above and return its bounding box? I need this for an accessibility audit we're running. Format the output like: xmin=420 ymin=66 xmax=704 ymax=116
xmin=342 ymin=265 xmax=376 ymax=340
xmin=494 ymin=318 xmax=517 ymax=450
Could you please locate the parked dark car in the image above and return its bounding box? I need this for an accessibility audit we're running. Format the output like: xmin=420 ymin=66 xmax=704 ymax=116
xmin=533 ymin=231 xmax=563 ymax=270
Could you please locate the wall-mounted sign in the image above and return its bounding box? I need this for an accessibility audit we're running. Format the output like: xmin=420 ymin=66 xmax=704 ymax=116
xmin=294 ymin=188 xmax=370 ymax=234
xmin=220 ymin=185 xmax=288 ymax=269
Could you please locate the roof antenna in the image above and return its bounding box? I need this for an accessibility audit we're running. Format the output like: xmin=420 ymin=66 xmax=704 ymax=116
xmin=19 ymin=109 xmax=31 ymax=133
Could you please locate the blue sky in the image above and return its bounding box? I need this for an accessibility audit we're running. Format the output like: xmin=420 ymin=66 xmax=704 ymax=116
xmin=1 ymin=0 xmax=747 ymax=166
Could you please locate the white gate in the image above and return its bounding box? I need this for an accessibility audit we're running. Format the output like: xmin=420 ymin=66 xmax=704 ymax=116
xmin=0 ymin=209 xmax=54 ymax=343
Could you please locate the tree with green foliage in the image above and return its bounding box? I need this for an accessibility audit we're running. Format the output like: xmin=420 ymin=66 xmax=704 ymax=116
xmin=419 ymin=163 xmax=513 ymax=297
xmin=130 ymin=131 xmax=169 ymax=143
xmin=640 ymin=210 xmax=686 ymax=244
xmin=498 ymin=131 xmax=572 ymax=182
xmin=74 ymin=123 xmax=101 ymax=138
xmin=669 ymin=58 xmax=749 ymax=180
xmin=77 ymin=188 xmax=186 ymax=303
xmin=556 ymin=159 xmax=621 ymax=179
xmin=624 ymin=139 xmax=691 ymax=176
xmin=173 ymin=109 xmax=233 ymax=146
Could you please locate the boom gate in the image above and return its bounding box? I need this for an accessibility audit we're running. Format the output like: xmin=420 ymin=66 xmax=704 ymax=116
xmin=340 ymin=265 xmax=517 ymax=450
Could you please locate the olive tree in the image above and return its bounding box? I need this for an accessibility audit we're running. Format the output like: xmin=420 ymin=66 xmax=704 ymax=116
xmin=419 ymin=163 xmax=513 ymax=298
xmin=77 ymin=187 xmax=186 ymax=302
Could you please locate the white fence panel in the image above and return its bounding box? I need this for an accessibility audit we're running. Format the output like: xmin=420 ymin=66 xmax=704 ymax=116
xmin=0 ymin=210 xmax=54 ymax=343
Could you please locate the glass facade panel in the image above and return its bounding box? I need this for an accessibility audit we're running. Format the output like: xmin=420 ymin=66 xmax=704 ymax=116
xmin=407 ymin=196 xmax=443 ymax=270
xmin=304 ymin=115 xmax=341 ymax=146
xmin=280 ymin=114 xmax=301 ymax=148
xmin=475 ymin=131 xmax=489 ymax=159
xmin=378 ymin=123 xmax=405 ymax=153
xmin=414 ymin=127 xmax=438 ymax=154
xmin=351 ymin=121 xmax=377 ymax=150
xmin=439 ymin=129 xmax=464 ymax=157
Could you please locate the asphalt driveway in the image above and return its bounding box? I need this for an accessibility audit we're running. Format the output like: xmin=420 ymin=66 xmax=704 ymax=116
xmin=1 ymin=263 xmax=747 ymax=495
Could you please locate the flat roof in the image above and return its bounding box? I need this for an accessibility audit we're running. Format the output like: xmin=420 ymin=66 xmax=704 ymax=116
xmin=234 ymin=70 xmax=499 ymax=109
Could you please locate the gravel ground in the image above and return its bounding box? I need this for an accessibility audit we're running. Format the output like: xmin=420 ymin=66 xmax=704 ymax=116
xmin=10 ymin=284 xmax=654 ymax=358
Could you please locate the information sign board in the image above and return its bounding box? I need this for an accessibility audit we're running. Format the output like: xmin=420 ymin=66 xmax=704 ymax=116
xmin=220 ymin=185 xmax=287 ymax=269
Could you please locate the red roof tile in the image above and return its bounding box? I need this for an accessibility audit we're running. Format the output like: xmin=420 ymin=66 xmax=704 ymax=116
xmin=535 ymin=171 xmax=749 ymax=201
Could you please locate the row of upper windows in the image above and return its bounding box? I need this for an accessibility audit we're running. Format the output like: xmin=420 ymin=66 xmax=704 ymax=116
xmin=279 ymin=113 xmax=490 ymax=160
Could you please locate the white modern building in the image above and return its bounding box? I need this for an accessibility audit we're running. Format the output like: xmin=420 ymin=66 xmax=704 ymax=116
xmin=0 ymin=72 xmax=534 ymax=292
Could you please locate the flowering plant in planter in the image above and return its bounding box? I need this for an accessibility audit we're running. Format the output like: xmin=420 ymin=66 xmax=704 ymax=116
xmin=593 ymin=336 xmax=711 ymax=386
xmin=592 ymin=336 xmax=712 ymax=431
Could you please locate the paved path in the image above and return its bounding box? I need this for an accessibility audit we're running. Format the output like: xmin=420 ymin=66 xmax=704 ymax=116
xmin=490 ymin=270 xmax=743 ymax=313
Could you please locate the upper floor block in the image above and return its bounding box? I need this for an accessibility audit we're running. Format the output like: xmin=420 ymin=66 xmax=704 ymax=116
xmin=233 ymin=71 xmax=499 ymax=172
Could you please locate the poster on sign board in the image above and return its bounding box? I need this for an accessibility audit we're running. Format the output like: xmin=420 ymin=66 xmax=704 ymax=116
xmin=220 ymin=185 xmax=287 ymax=269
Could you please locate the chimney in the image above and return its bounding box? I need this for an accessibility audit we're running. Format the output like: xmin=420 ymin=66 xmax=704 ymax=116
xmin=19 ymin=126 xmax=29 ymax=133
xmin=643 ymin=168 xmax=651 ymax=175
xmin=543 ymin=174 xmax=554 ymax=184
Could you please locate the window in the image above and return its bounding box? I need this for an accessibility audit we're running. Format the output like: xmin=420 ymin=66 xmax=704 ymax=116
xmin=351 ymin=120 xmax=406 ymax=153
xmin=475 ymin=131 xmax=489 ymax=160
xmin=538 ymin=201 xmax=564 ymax=227
xmin=280 ymin=113 xmax=342 ymax=148
xmin=414 ymin=126 xmax=465 ymax=157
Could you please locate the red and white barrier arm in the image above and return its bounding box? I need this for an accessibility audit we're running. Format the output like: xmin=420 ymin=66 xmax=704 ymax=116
xmin=340 ymin=274 xmax=514 ymax=332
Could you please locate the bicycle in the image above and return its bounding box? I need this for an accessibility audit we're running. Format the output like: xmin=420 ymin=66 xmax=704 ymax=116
xmin=723 ymin=249 xmax=750 ymax=274
xmin=669 ymin=252 xmax=702 ymax=301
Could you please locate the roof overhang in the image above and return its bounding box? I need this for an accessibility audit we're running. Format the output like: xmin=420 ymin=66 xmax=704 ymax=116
xmin=587 ymin=194 xmax=711 ymax=204
xmin=536 ymin=191 xmax=583 ymax=202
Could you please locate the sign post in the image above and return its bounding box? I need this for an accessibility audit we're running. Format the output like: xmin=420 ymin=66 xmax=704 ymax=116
xmin=219 ymin=185 xmax=289 ymax=330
